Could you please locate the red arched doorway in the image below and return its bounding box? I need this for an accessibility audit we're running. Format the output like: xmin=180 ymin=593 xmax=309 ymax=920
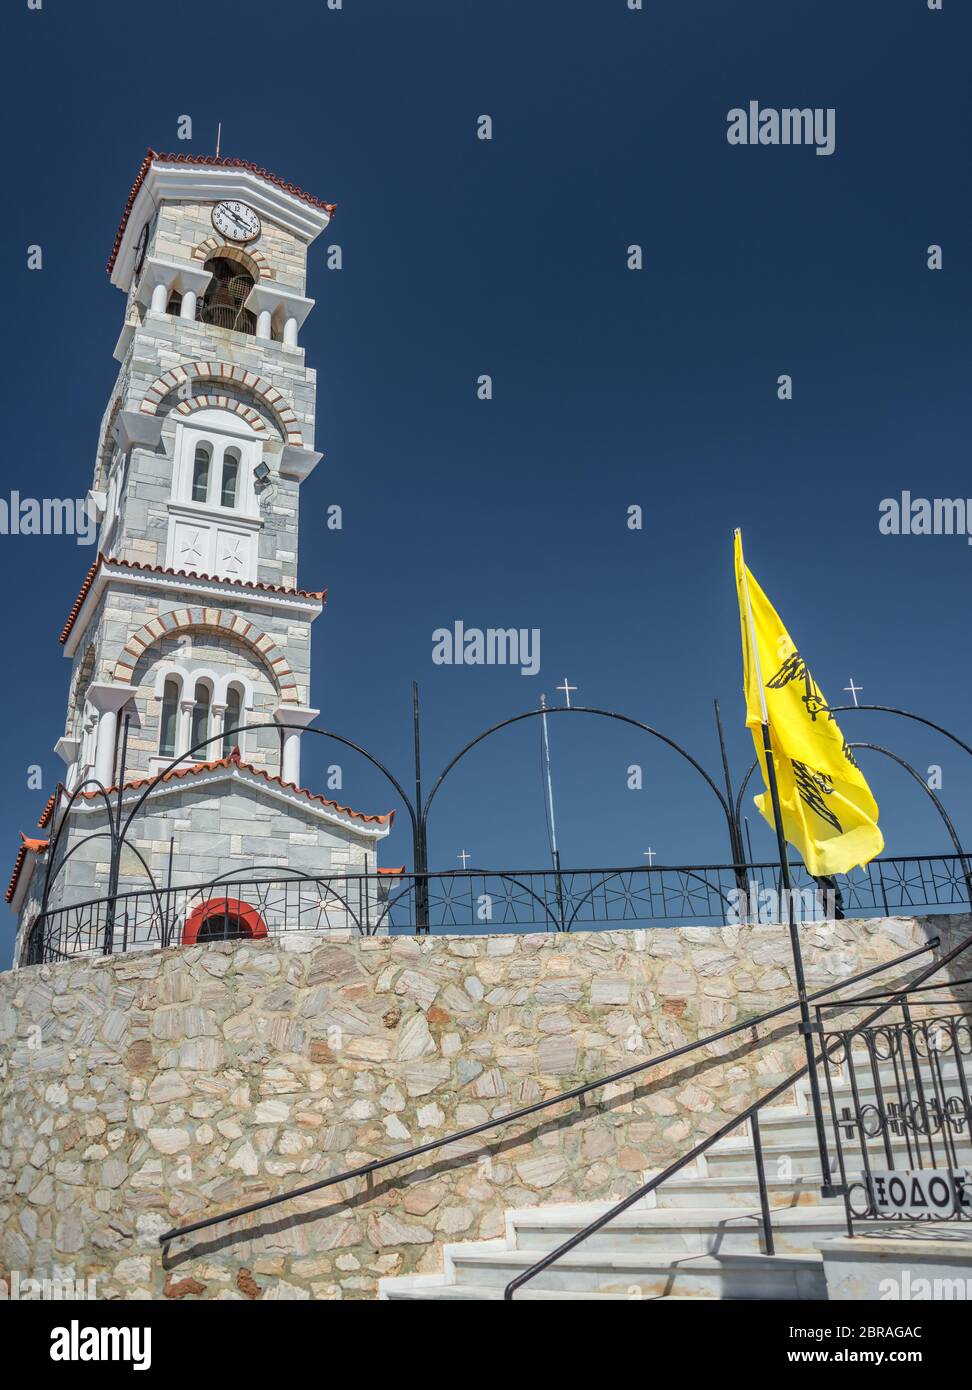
xmin=182 ymin=897 xmax=268 ymax=945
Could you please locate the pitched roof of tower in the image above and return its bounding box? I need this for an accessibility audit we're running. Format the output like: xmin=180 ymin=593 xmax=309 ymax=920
xmin=59 ymin=553 xmax=326 ymax=645
xmin=75 ymin=748 xmax=394 ymax=828
xmin=107 ymin=150 xmax=338 ymax=275
xmin=11 ymin=755 xmax=393 ymax=901
xmin=5 ymin=834 xmax=49 ymax=904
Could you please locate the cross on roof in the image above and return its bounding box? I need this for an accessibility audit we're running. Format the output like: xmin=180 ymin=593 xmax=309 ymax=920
xmin=643 ymin=848 xmax=656 ymax=866
xmin=457 ymin=849 xmax=471 ymax=870
xmin=843 ymin=678 xmax=863 ymax=707
xmin=556 ymin=677 xmax=577 ymax=708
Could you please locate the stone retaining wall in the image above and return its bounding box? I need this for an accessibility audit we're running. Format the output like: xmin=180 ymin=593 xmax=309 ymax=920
xmin=0 ymin=915 xmax=968 ymax=1300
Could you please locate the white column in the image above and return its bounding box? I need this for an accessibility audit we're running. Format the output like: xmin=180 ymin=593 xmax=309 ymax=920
xmin=273 ymin=705 xmax=319 ymax=786
xmin=150 ymin=282 xmax=168 ymax=313
xmin=86 ymin=683 xmax=137 ymax=788
xmin=256 ymin=309 xmax=272 ymax=340
xmin=177 ymin=699 xmax=195 ymax=760
xmin=211 ymin=704 xmax=227 ymax=757
xmin=180 ymin=289 xmax=197 ymax=320
xmin=283 ymin=316 xmax=299 ymax=348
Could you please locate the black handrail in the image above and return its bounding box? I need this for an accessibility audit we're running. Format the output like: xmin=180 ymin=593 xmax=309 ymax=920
xmin=503 ymin=923 xmax=972 ymax=1298
xmin=158 ymin=932 xmax=943 ymax=1248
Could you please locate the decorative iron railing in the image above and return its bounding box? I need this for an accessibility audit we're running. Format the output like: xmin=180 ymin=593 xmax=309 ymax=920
xmin=818 ymin=983 xmax=972 ymax=1227
xmin=21 ymin=852 xmax=972 ymax=966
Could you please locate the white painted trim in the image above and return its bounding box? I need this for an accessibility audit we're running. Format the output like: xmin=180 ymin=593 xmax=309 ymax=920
xmin=63 ymin=564 xmax=323 ymax=658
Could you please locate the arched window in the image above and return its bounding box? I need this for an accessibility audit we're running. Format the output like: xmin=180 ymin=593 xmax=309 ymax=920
xmin=166 ymin=289 xmax=183 ymax=317
xmin=182 ymin=897 xmax=268 ymax=945
xmin=223 ymin=684 xmax=243 ymax=756
xmin=190 ymin=681 xmax=211 ymax=754
xmin=191 ymin=443 xmax=211 ymax=503
xmin=159 ymin=677 xmax=180 ymax=757
xmin=220 ymin=448 xmax=240 ymax=508
xmin=198 ymin=258 xmax=256 ymax=336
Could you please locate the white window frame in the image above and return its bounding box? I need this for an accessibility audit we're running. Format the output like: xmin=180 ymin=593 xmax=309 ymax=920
xmin=166 ymin=409 xmax=264 ymax=583
xmin=171 ymin=410 xmax=261 ymax=518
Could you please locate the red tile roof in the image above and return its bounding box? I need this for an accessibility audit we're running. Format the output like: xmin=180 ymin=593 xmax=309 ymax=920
xmin=6 ymin=834 xmax=49 ymax=904
xmin=78 ymin=748 xmax=394 ymax=828
xmin=60 ymin=553 xmax=326 ymax=645
xmin=15 ymin=757 xmax=391 ymax=901
xmin=108 ymin=150 xmax=337 ymax=275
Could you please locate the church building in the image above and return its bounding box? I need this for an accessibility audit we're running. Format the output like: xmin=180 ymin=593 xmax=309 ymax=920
xmin=7 ymin=151 xmax=394 ymax=963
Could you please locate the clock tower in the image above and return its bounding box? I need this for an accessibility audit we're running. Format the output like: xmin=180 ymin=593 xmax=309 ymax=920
xmin=8 ymin=151 xmax=393 ymax=962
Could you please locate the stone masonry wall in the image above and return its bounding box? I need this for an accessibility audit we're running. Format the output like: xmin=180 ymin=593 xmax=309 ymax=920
xmin=1 ymin=915 xmax=968 ymax=1301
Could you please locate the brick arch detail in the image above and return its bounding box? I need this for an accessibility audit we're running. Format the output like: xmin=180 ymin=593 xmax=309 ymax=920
xmin=172 ymin=395 xmax=267 ymax=432
xmin=192 ymin=236 xmax=274 ymax=280
xmin=113 ymin=609 xmax=299 ymax=703
xmin=138 ymin=361 xmax=303 ymax=445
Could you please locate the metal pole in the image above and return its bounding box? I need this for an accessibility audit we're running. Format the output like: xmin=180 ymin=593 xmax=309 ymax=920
xmin=738 ymin=533 xmax=835 ymax=1195
xmin=540 ymin=694 xmax=567 ymax=930
xmin=759 ymin=719 xmax=836 ymax=1193
xmin=103 ymin=712 xmax=131 ymax=956
xmin=162 ymin=834 xmax=175 ymax=948
xmin=412 ymin=681 xmax=429 ymax=934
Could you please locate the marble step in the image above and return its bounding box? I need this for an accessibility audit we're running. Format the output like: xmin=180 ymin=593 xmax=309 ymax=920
xmin=384 ymin=1283 xmax=750 ymax=1301
xmin=704 ymin=1137 xmax=839 ymax=1178
xmin=653 ymin=1173 xmax=839 ymax=1210
xmin=505 ymin=1203 xmax=844 ymax=1257
xmin=437 ymin=1246 xmax=827 ymax=1298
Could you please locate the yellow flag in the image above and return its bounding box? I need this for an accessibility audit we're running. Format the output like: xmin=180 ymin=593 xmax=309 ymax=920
xmin=734 ymin=531 xmax=883 ymax=876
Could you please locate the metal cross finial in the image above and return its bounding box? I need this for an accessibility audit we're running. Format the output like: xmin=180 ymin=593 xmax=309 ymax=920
xmin=556 ymin=677 xmax=577 ymax=708
xmin=643 ymin=848 xmax=656 ymax=866
xmin=457 ymin=849 xmax=471 ymax=869
xmin=844 ymin=678 xmax=863 ymax=707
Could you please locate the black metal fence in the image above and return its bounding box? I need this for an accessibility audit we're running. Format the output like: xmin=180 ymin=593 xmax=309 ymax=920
xmin=818 ymin=983 xmax=972 ymax=1228
xmin=22 ymin=852 xmax=972 ymax=965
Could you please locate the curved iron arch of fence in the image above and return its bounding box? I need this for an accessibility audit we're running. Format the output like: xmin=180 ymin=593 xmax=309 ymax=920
xmin=28 ymin=718 xmax=419 ymax=953
xmin=117 ymin=720 xmax=419 ymax=849
xmin=40 ymin=776 xmax=123 ymax=910
xmin=830 ymin=703 xmax=972 ymax=763
xmin=47 ymin=707 xmax=739 ymax=941
xmin=419 ymin=704 xmax=737 ymax=858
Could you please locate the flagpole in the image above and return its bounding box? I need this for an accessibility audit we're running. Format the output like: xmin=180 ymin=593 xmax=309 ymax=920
xmin=735 ymin=530 xmax=838 ymax=1196
xmin=540 ymin=694 xmax=566 ymax=930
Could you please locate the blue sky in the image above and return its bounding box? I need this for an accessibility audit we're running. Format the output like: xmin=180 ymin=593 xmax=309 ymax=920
xmin=2 ymin=0 xmax=971 ymax=957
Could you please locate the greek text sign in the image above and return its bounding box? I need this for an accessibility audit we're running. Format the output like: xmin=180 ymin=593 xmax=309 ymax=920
xmin=868 ymin=1169 xmax=972 ymax=1218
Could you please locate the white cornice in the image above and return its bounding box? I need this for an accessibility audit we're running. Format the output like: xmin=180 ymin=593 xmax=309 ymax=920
xmin=111 ymin=163 xmax=332 ymax=293
xmin=63 ymin=562 xmax=323 ymax=657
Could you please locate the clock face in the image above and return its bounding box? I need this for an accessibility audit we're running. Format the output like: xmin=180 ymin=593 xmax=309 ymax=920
xmin=212 ymin=200 xmax=261 ymax=243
